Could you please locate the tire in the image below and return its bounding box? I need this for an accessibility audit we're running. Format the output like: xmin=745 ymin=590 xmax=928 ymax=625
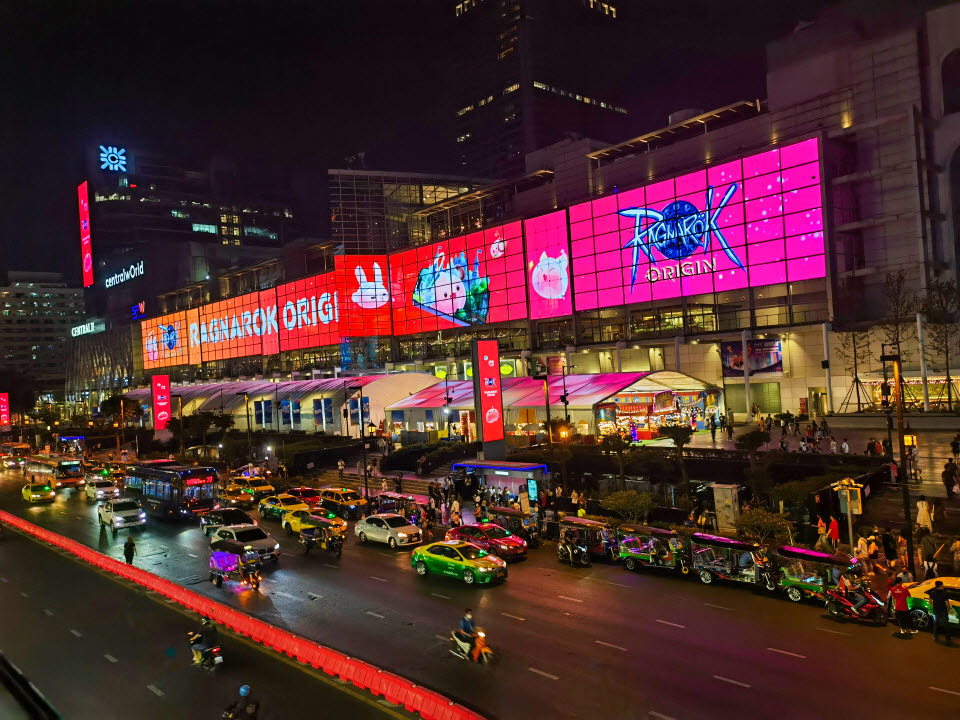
xmin=284 ymin=523 xmax=292 ymax=535
xmin=698 ymin=569 xmax=713 ymax=585
xmin=463 ymin=570 xmax=476 ymax=585
xmin=786 ymin=587 xmax=803 ymax=603
xmin=624 ymin=557 xmax=638 ymax=572
xmin=826 ymin=600 xmax=843 ymax=618
xmin=259 ymin=508 xmax=266 ymax=518
xmin=359 ymin=532 xmax=367 ymax=544
xmin=214 ymin=575 xmax=223 ymax=588
xmin=415 ymin=561 xmax=428 ymax=576
xmin=388 ymin=537 xmax=397 ymax=550
xmin=873 ymin=608 xmax=888 ymax=627
xmin=909 ymin=608 xmax=931 ymax=630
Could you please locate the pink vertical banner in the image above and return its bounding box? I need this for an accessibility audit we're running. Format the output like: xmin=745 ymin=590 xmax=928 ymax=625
xmin=152 ymin=376 xmax=171 ymax=431
xmin=0 ymin=393 xmax=9 ymax=427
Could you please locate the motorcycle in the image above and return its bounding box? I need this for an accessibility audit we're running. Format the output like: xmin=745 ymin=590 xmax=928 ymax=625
xmin=556 ymin=538 xmax=591 ymax=568
xmin=187 ymin=632 xmax=223 ymax=669
xmin=450 ymin=628 xmax=493 ymax=664
xmin=824 ymin=587 xmax=888 ymax=626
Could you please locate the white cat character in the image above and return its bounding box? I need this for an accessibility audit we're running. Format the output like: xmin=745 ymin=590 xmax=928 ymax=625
xmin=352 ymin=262 xmax=389 ymax=309
xmin=531 ymin=250 xmax=569 ymax=300
xmin=489 ymin=234 xmax=505 ymax=259
xmin=432 ymin=266 xmax=467 ymax=317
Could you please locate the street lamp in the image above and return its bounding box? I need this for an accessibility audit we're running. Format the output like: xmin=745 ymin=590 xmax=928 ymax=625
xmin=235 ymin=391 xmax=252 ymax=459
xmin=880 ymin=344 xmax=916 ymax=576
xmin=349 ymin=384 xmax=369 ymax=501
xmin=560 ymin=363 xmax=578 ymax=423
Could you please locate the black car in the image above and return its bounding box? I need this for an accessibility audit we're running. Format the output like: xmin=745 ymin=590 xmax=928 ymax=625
xmin=200 ymin=508 xmax=256 ymax=535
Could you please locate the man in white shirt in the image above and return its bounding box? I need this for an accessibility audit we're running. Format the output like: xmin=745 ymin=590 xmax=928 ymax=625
xmin=830 ymin=437 xmax=838 ymax=453
xmin=841 ymin=438 xmax=850 ymax=454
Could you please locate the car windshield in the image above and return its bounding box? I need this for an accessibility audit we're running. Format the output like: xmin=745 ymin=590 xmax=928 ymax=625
xmin=221 ymin=510 xmax=249 ymax=523
xmin=249 ymin=479 xmax=271 ymax=488
xmin=340 ymin=491 xmax=361 ymax=502
xmin=384 ymin=516 xmax=410 ymax=528
xmin=114 ymin=501 xmax=139 ymax=511
xmin=484 ymin=526 xmax=510 ymax=539
xmin=95 ymin=481 xmax=114 ymax=488
xmin=279 ymin=496 xmax=301 ymax=505
xmin=458 ymin=546 xmax=487 ymax=561
xmin=234 ymin=528 xmax=268 ymax=541
xmin=297 ymin=489 xmax=320 ymax=498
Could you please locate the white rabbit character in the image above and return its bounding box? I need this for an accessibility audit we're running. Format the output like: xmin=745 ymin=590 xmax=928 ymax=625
xmin=531 ymin=250 xmax=569 ymax=300
xmin=352 ymin=262 xmax=389 ymax=309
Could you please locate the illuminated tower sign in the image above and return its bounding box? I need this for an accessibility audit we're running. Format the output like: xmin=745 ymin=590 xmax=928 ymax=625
xmin=99 ymin=145 xmax=127 ymax=172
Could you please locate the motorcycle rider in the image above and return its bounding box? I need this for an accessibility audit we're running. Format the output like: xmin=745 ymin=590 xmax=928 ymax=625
xmin=837 ymin=572 xmax=869 ymax=615
xmin=455 ymin=608 xmax=476 ymax=654
xmin=191 ymin=617 xmax=219 ymax=664
xmin=223 ymin=684 xmax=259 ymax=718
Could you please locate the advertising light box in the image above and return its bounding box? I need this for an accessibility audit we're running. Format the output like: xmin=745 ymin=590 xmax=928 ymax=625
xmin=141 ymin=309 xmax=200 ymax=369
xmin=524 ymin=210 xmax=572 ymax=320
xmin=389 ymin=222 xmax=525 ymax=336
xmin=276 ymin=271 xmax=340 ymax=351
xmin=0 ymin=392 xmax=9 ymax=427
xmin=568 ymin=137 xmax=824 ymax=310
xmin=336 ymin=255 xmax=393 ymax=338
xmin=78 ymin=181 xmax=94 ymax=288
xmin=151 ymin=375 xmax=171 ymax=431
xmin=193 ymin=289 xmax=279 ymax=361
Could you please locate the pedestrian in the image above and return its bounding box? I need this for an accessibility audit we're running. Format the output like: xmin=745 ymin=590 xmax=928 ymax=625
xmin=943 ymin=462 xmax=957 ymax=500
xmin=381 ymin=477 xmax=387 ymax=493
xmin=916 ymin=495 xmax=933 ymax=531
xmin=451 ymin=496 xmax=460 ymax=519
xmin=951 ymin=539 xmax=960 ymax=573
xmin=855 ymin=533 xmax=869 ymax=562
xmin=881 ymin=527 xmax=896 ymax=563
xmin=952 ymin=434 xmax=960 ymax=463
xmin=337 ymin=458 xmax=344 ymax=480
xmin=830 ymin=436 xmax=837 ymax=454
xmin=827 ymin=515 xmax=840 ymax=549
xmin=889 ymin=578 xmax=917 ymax=636
xmin=841 ymin=438 xmax=849 ymax=454
xmin=895 ymin=564 xmax=914 ymax=584
xmin=867 ymin=563 xmax=890 ymax=607
xmin=928 ymin=580 xmax=955 ymax=645
xmin=709 ymin=417 xmax=716 ymax=442
xmin=123 ymin=537 xmax=137 ymax=565
xmin=780 ymin=417 xmax=787 ymax=438
xmin=920 ymin=529 xmax=940 ymax=579
xmin=727 ymin=422 xmax=734 ymax=440
xmin=778 ymin=439 xmax=788 ymax=452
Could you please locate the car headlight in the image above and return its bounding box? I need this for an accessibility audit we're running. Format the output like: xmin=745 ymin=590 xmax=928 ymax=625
xmin=478 ymin=566 xmax=493 ymax=572
xmin=31 ymin=494 xmax=40 ymax=499
xmin=139 ymin=512 xmax=146 ymax=519
xmin=349 ymin=505 xmax=356 ymax=509
xmin=48 ymin=492 xmax=55 ymax=497
xmin=114 ymin=517 xmax=123 ymax=524
xmin=273 ymin=543 xmax=280 ymax=551
xmin=397 ymin=532 xmax=408 ymax=537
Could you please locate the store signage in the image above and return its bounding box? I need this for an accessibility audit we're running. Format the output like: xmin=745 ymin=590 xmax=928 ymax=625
xmin=472 ymin=339 xmax=504 ymax=443
xmin=71 ymin=318 xmax=106 ymax=337
xmin=104 ymin=260 xmax=145 ymax=288
xmin=0 ymin=392 xmax=9 ymax=427
xmin=720 ymin=339 xmax=783 ymax=377
xmin=78 ymin=181 xmax=94 ymax=288
xmin=99 ymin=145 xmax=127 ymax=172
xmin=131 ymin=301 xmax=146 ymax=320
xmin=152 ymin=375 xmax=171 ymax=431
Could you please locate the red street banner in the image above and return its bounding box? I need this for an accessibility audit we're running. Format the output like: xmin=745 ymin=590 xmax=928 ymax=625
xmin=0 ymin=393 xmax=9 ymax=427
xmin=78 ymin=181 xmax=94 ymax=288
xmin=152 ymin=376 xmax=171 ymax=431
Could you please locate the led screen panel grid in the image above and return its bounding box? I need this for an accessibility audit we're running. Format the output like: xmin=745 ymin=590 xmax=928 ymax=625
xmin=276 ymin=271 xmax=340 ymax=351
xmin=141 ymin=310 xmax=195 ymax=369
xmin=524 ymin=210 xmax=573 ymax=320
xmin=388 ymin=221 xmax=525 ymax=336
xmin=336 ymin=254 xmax=393 ymax=338
xmin=194 ymin=289 xmax=279 ymax=362
xmin=569 ymin=137 xmax=824 ymax=310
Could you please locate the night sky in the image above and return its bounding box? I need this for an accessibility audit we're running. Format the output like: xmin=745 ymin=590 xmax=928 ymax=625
xmin=0 ymin=0 xmax=836 ymax=283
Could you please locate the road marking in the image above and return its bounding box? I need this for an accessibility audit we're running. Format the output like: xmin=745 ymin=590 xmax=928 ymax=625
xmin=273 ymin=590 xmax=296 ymax=599
xmin=501 ymin=612 xmax=526 ymax=622
xmin=816 ymin=627 xmax=852 ymax=637
xmin=378 ymin=552 xmax=392 ymax=558
xmin=19 ymin=591 xmax=29 ymax=598
xmin=431 ymin=593 xmax=451 ymax=600
xmin=307 ymin=592 xmax=323 ymax=601
xmin=767 ymin=647 xmax=806 ymax=659
xmin=75 ymin=515 xmax=84 ymax=519
xmin=528 ymin=667 xmax=559 ymax=681
xmin=104 ymin=654 xmax=118 ymax=663
xmin=595 ymin=640 xmax=628 ymax=651
xmin=147 ymin=684 xmax=165 ymax=697
xmin=70 ymin=629 xmax=83 ymax=638
xmin=366 ymin=611 xmax=385 ymax=619
xmin=434 ymin=634 xmax=448 ymax=641
xmin=558 ymin=595 xmax=583 ymax=603
xmin=649 ymin=712 xmax=677 ymax=720
xmin=704 ymin=602 xmax=733 ymax=611
xmin=369 ymin=576 xmax=388 ymax=582
xmin=43 ymin=609 xmax=54 ymax=616
xmin=930 ymin=686 xmax=960 ymax=697
xmin=187 ymin=553 xmax=198 ymax=558
xmin=713 ymin=675 xmax=751 ymax=688
xmin=655 ymin=619 xmax=685 ymax=629
xmin=323 ymin=563 xmax=338 ymax=569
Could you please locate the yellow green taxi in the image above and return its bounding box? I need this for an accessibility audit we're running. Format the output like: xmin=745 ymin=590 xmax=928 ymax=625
xmin=282 ymin=508 xmax=347 ymax=536
xmin=258 ymin=493 xmax=310 ymax=520
xmin=318 ymin=487 xmax=368 ymax=520
xmin=410 ymin=540 xmax=507 ymax=585
xmin=906 ymin=576 xmax=960 ymax=630
xmin=22 ymin=483 xmax=56 ymax=503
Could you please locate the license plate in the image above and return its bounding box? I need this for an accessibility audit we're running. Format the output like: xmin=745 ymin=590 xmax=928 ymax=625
xmin=214 ymin=656 xmax=224 ymax=664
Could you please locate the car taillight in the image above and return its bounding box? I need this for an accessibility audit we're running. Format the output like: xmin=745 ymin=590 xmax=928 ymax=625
xmin=211 ymin=647 xmax=221 ymax=653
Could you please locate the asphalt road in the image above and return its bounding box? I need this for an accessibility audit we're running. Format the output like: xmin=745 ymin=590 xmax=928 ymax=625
xmin=0 ymin=520 xmax=396 ymax=720
xmin=2 ymin=468 xmax=959 ymax=720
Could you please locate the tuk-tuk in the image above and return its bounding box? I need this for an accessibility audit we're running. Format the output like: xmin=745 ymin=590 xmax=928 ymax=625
xmin=617 ymin=525 xmax=688 ymax=574
xmin=375 ymin=492 xmax=424 ymax=524
xmin=771 ymin=545 xmax=858 ymax=603
xmin=689 ymin=533 xmax=774 ymax=589
xmin=489 ymin=506 xmax=540 ymax=549
xmin=209 ymin=539 xmax=262 ymax=590
xmin=298 ymin=517 xmax=344 ymax=558
xmin=558 ymin=516 xmax=616 ymax=559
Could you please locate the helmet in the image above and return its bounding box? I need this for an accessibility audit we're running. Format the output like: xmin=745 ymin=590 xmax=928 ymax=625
xmin=239 ymin=685 xmax=250 ymax=697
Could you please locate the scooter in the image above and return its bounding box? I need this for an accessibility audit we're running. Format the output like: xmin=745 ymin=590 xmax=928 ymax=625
xmin=187 ymin=632 xmax=224 ymax=669
xmin=450 ymin=629 xmax=493 ymax=664
xmin=556 ymin=538 xmax=591 ymax=568
xmin=824 ymin=587 xmax=888 ymax=626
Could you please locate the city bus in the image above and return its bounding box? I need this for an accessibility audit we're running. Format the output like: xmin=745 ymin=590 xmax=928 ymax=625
xmin=124 ymin=464 xmax=219 ymax=519
xmin=0 ymin=443 xmax=32 ymax=469
xmin=25 ymin=454 xmax=85 ymax=488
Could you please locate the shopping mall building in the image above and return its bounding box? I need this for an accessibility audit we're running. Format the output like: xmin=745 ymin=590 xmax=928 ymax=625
xmin=66 ymin=2 xmax=960 ymax=436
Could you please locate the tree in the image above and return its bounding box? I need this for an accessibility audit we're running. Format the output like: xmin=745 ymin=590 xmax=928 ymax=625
xmin=211 ymin=413 xmax=235 ymax=435
xmin=834 ymin=328 xmax=874 ymax=412
xmin=736 ymin=429 xmax=772 ymax=493
xmin=734 ymin=507 xmax=794 ymax=546
xmin=99 ymin=394 xmax=142 ymax=423
xmin=656 ymin=425 xmax=694 ymax=496
xmin=600 ymin=491 xmax=657 ymax=525
xmin=879 ymin=270 xmax=918 ymax=362
xmin=920 ymin=280 xmax=960 ymax=411
xmin=600 ymin=433 xmax=634 ymax=491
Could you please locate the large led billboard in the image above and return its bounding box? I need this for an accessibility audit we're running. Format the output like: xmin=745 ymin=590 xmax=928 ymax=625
xmin=78 ymin=181 xmax=94 ymax=288
xmin=336 ymin=255 xmax=393 ymax=338
xmin=141 ymin=309 xmax=200 ymax=369
xmin=192 ymin=289 xmax=279 ymax=361
xmin=568 ymin=137 xmax=824 ymax=309
xmin=524 ymin=211 xmax=572 ymax=320
xmin=389 ymin=222 xmax=526 ymax=335
xmin=276 ymin=271 xmax=340 ymax=350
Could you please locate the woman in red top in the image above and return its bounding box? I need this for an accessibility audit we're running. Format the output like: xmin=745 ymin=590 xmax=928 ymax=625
xmin=828 ymin=515 xmax=840 ymax=548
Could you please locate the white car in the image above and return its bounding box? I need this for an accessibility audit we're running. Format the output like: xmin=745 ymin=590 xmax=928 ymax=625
xmin=98 ymin=499 xmax=146 ymax=533
xmin=85 ymin=479 xmax=120 ymax=501
xmin=210 ymin=524 xmax=280 ymax=562
xmin=355 ymin=513 xmax=422 ymax=549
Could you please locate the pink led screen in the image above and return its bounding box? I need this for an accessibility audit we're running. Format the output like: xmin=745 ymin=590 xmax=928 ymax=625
xmin=389 ymin=222 xmax=526 ymax=335
xmin=568 ymin=137 xmax=824 ymax=310
xmin=524 ymin=210 xmax=572 ymax=320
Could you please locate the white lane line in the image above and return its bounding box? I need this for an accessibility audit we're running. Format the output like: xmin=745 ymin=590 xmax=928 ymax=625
xmin=378 ymin=552 xmax=392 ymax=558
xmin=70 ymin=629 xmax=83 ymax=638
xmin=434 ymin=634 xmax=448 ymax=641
xmin=528 ymin=667 xmax=559 ymax=681
xmin=558 ymin=595 xmax=583 ymax=603
xmin=75 ymin=515 xmax=84 ymax=519
xmin=104 ymin=654 xmax=118 ymax=663
xmin=767 ymin=647 xmax=806 ymax=659
xmin=147 ymin=684 xmax=165 ymax=697
xmin=713 ymin=675 xmax=751 ymax=688
xmin=369 ymin=576 xmax=388 ymax=582
xmin=704 ymin=602 xmax=733 ymax=611
xmin=603 ymin=580 xmax=630 ymax=588
xmin=655 ymin=619 xmax=685 ymax=629
xmin=649 ymin=712 xmax=677 ymax=720
xmin=431 ymin=593 xmax=451 ymax=600
xmin=595 ymin=640 xmax=628 ymax=652
xmin=323 ymin=563 xmax=338 ymax=569
xmin=273 ymin=591 xmax=296 ymax=599
xmin=816 ymin=627 xmax=852 ymax=637
xmin=43 ymin=609 xmax=54 ymax=616
xmin=187 ymin=553 xmax=198 ymax=558
xmin=307 ymin=592 xmax=323 ymax=601
xmin=501 ymin=612 xmax=526 ymax=622
xmin=929 ymin=686 xmax=960 ymax=697
xmin=366 ymin=611 xmax=385 ymax=619
xmin=20 ymin=591 xmax=30 ymax=598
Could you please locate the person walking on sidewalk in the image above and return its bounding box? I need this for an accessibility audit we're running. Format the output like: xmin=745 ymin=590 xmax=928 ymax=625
xmin=123 ymin=537 xmax=137 ymax=565
xmin=942 ymin=461 xmax=958 ymax=500
xmin=952 ymin=434 xmax=960 ymax=463
xmin=916 ymin=495 xmax=933 ymax=532
xmin=337 ymin=458 xmax=345 ymax=481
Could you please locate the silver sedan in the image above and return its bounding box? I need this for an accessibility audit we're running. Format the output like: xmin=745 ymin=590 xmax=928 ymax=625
xmin=355 ymin=513 xmax=421 ymax=549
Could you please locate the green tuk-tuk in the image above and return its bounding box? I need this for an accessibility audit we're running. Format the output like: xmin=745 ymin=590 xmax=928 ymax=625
xmin=489 ymin=506 xmax=540 ymax=549
xmin=771 ymin=545 xmax=858 ymax=603
xmin=298 ymin=517 xmax=344 ymax=558
xmin=617 ymin=525 xmax=688 ymax=574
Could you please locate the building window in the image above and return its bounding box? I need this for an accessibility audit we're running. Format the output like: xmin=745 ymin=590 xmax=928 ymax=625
xmin=171 ymin=209 xmax=189 ymax=219
xmin=192 ymin=223 xmax=217 ymax=234
xmin=943 ymin=49 xmax=960 ymax=115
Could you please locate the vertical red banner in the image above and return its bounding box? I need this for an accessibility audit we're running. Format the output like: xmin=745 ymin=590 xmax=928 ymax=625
xmin=0 ymin=393 xmax=10 ymax=427
xmin=78 ymin=181 xmax=94 ymax=288
xmin=152 ymin=375 xmax=171 ymax=431
xmin=472 ymin=339 xmax=504 ymax=443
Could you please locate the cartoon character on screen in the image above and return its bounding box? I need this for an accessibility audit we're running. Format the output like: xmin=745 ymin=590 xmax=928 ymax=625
xmin=489 ymin=232 xmax=506 ymax=259
xmin=352 ymin=262 xmax=389 ymax=309
xmin=413 ymin=250 xmax=490 ymax=326
xmin=531 ymin=250 xmax=569 ymax=300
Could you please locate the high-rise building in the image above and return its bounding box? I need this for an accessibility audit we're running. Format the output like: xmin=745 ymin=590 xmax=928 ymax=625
xmin=0 ymin=272 xmax=84 ymax=394
xmin=452 ymin=0 xmax=630 ymax=178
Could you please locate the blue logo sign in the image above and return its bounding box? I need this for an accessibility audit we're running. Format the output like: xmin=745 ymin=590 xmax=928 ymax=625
xmin=99 ymin=145 xmax=127 ymax=172
xmin=131 ymin=301 xmax=146 ymax=321
xmin=619 ymin=184 xmax=743 ymax=288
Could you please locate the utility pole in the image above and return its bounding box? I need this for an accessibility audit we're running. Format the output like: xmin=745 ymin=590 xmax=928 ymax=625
xmin=882 ymin=344 xmax=916 ymax=576
xmin=351 ymin=384 xmax=369 ymax=500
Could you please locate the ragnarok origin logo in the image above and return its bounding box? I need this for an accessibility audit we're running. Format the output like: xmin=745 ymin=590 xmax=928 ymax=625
xmin=619 ymin=183 xmax=745 ymax=285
